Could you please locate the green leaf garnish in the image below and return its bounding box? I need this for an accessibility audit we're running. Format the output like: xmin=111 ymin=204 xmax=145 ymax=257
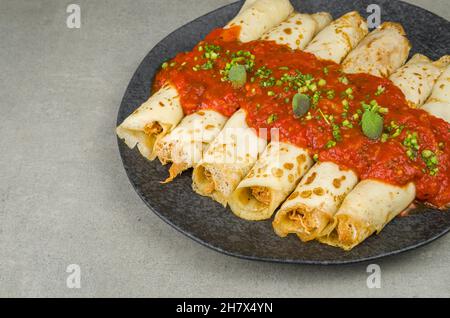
xmin=228 ymin=64 xmax=247 ymax=88
xmin=292 ymin=93 xmax=310 ymax=118
xmin=362 ymin=110 xmax=384 ymax=140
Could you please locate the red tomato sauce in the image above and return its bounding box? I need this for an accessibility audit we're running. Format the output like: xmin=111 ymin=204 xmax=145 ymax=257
xmin=154 ymin=27 xmax=450 ymax=208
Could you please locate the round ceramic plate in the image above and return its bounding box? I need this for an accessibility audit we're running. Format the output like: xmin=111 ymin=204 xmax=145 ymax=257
xmin=117 ymin=0 xmax=450 ymax=264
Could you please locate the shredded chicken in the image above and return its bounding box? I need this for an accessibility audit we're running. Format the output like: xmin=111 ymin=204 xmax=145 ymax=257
xmin=203 ymin=169 xmax=215 ymax=194
xmin=251 ymin=186 xmax=271 ymax=205
xmin=337 ymin=221 xmax=358 ymax=245
xmin=287 ymin=210 xmax=315 ymax=234
xmin=144 ymin=122 xmax=163 ymax=136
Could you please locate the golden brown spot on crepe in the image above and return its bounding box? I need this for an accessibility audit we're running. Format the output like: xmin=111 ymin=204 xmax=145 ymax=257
xmin=251 ymin=186 xmax=271 ymax=205
xmin=272 ymin=168 xmax=284 ymax=178
xmin=313 ymin=187 xmax=325 ymax=196
xmin=205 ymin=124 xmax=215 ymax=130
xmin=300 ymin=190 xmax=312 ymax=198
xmin=333 ymin=178 xmax=342 ymax=188
xmin=296 ymin=154 xmax=306 ymax=164
xmin=284 ymin=163 xmax=294 ymax=170
xmin=197 ymin=111 xmax=205 ymax=116
xmin=159 ymin=101 xmax=165 ymax=107
xmin=284 ymin=28 xmax=292 ymax=35
xmin=247 ymin=170 xmax=255 ymax=178
xmin=296 ymin=20 xmax=302 ymax=25
xmin=288 ymin=191 xmax=299 ymax=200
xmin=288 ymin=174 xmax=294 ymax=183
xmin=304 ymin=172 xmax=317 ymax=185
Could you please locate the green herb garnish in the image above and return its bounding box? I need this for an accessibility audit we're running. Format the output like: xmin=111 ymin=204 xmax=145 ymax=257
xmin=361 ymin=110 xmax=384 ymax=140
xmin=228 ymin=64 xmax=247 ymax=88
xmin=267 ymin=114 xmax=278 ymax=124
xmin=292 ymin=93 xmax=310 ymax=118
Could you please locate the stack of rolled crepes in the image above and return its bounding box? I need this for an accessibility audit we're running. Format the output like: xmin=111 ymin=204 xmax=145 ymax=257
xmin=273 ymin=43 xmax=449 ymax=250
xmin=158 ymin=9 xmax=333 ymax=183
xmin=117 ymin=0 xmax=450 ymax=251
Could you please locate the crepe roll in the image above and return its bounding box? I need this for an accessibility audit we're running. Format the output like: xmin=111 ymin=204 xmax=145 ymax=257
xmin=319 ymin=181 xmax=416 ymax=250
xmin=229 ymin=142 xmax=313 ymax=221
xmin=390 ymin=54 xmax=450 ymax=107
xmin=421 ymin=64 xmax=450 ymax=122
xmin=192 ymin=109 xmax=267 ymax=206
xmin=154 ymin=110 xmax=227 ymax=182
xmin=273 ymin=162 xmax=358 ymax=241
xmin=116 ymin=84 xmax=183 ymax=160
xmin=261 ymin=12 xmax=332 ymax=50
xmin=342 ymin=22 xmax=411 ymax=77
xmin=304 ymin=11 xmax=368 ymax=63
xmin=226 ymin=0 xmax=294 ymax=43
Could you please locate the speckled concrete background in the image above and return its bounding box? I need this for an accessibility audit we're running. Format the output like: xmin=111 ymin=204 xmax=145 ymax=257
xmin=0 ymin=0 xmax=449 ymax=297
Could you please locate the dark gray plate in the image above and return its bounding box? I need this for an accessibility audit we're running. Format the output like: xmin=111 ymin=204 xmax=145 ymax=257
xmin=117 ymin=0 xmax=450 ymax=264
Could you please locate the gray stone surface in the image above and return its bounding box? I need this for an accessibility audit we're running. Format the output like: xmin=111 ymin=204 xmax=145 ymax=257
xmin=0 ymin=0 xmax=449 ymax=298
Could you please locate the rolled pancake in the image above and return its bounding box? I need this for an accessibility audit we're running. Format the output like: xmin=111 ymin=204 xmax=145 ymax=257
xmin=390 ymin=54 xmax=450 ymax=107
xmin=261 ymin=12 xmax=332 ymax=50
xmin=304 ymin=11 xmax=368 ymax=63
xmin=229 ymin=142 xmax=313 ymax=221
xmin=273 ymin=162 xmax=358 ymax=241
xmin=342 ymin=22 xmax=411 ymax=77
xmin=154 ymin=110 xmax=227 ymax=182
xmin=319 ymin=181 xmax=416 ymax=251
xmin=192 ymin=109 xmax=267 ymax=206
xmin=116 ymin=84 xmax=183 ymax=160
xmin=226 ymin=0 xmax=294 ymax=43
xmin=421 ymin=64 xmax=450 ymax=122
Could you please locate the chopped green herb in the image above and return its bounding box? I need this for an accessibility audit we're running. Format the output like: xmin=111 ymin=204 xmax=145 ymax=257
xmin=326 ymin=140 xmax=337 ymax=148
xmin=332 ymin=124 xmax=342 ymax=141
xmin=339 ymin=76 xmax=349 ymax=85
xmin=326 ymin=90 xmax=335 ymax=99
xmin=403 ymin=132 xmax=420 ymax=160
xmin=267 ymin=114 xmax=278 ymax=124
xmin=421 ymin=149 xmax=439 ymax=175
xmin=342 ymin=119 xmax=353 ymax=128
xmin=161 ymin=62 xmax=169 ymax=69
xmin=201 ymin=60 xmax=214 ymax=70
xmin=375 ymin=85 xmax=385 ymax=96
